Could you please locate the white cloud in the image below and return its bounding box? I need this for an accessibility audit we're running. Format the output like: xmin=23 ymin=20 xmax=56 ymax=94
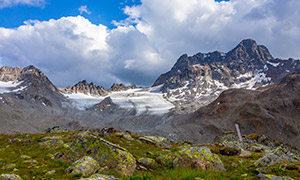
xmin=0 ymin=0 xmax=46 ymax=9
xmin=78 ymin=5 xmax=91 ymax=15
xmin=0 ymin=0 xmax=300 ymax=88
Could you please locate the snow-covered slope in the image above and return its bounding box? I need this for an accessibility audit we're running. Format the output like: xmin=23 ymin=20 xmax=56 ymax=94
xmin=0 ymin=81 xmax=25 ymax=94
xmin=62 ymin=87 xmax=174 ymax=115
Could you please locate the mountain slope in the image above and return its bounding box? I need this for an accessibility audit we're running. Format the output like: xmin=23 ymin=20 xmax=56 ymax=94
xmin=172 ymin=72 xmax=300 ymax=148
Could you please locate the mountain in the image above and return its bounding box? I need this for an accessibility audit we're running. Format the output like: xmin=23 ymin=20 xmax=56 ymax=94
xmin=172 ymin=72 xmax=300 ymax=148
xmin=0 ymin=39 xmax=299 ymax=150
xmin=59 ymin=81 xmax=137 ymax=97
xmin=153 ymin=39 xmax=300 ymax=113
xmin=0 ymin=65 xmax=77 ymax=134
xmin=59 ymin=80 xmax=108 ymax=96
xmin=0 ymin=65 xmax=66 ymax=108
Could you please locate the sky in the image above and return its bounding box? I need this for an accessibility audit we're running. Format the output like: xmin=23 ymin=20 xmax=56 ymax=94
xmin=0 ymin=0 xmax=299 ymax=88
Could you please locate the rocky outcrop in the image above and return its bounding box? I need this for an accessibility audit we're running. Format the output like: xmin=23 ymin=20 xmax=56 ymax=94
xmin=60 ymin=80 xmax=108 ymax=96
xmin=258 ymin=174 xmax=294 ymax=180
xmin=66 ymin=156 xmax=100 ymax=178
xmin=255 ymin=147 xmax=300 ymax=167
xmin=157 ymin=145 xmax=225 ymax=171
xmin=60 ymin=81 xmax=138 ymax=97
xmin=108 ymin=83 xmax=137 ymax=92
xmin=0 ymin=174 xmax=23 ymax=180
xmin=64 ymin=131 xmax=136 ymax=176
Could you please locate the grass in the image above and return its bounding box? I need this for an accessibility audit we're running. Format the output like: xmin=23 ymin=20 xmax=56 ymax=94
xmin=0 ymin=131 xmax=299 ymax=180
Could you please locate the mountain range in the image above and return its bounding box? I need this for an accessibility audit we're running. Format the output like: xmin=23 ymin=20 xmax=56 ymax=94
xmin=0 ymin=39 xmax=299 ymax=148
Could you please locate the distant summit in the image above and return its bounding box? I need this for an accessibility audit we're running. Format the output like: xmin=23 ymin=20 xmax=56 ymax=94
xmin=153 ymin=39 xmax=300 ymax=112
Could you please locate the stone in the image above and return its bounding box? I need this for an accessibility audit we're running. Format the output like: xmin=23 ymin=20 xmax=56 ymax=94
xmin=138 ymin=158 xmax=157 ymax=168
xmin=45 ymin=170 xmax=56 ymax=176
xmin=80 ymin=174 xmax=121 ymax=180
xmin=38 ymin=139 xmax=65 ymax=147
xmin=23 ymin=160 xmax=37 ymax=164
xmin=239 ymin=149 xmax=252 ymax=157
xmin=157 ymin=145 xmax=225 ymax=171
xmin=0 ymin=174 xmax=23 ymax=180
xmin=66 ymin=131 xmax=136 ymax=176
xmin=44 ymin=126 xmax=67 ymax=133
xmin=258 ymin=174 xmax=294 ymax=180
xmin=255 ymin=147 xmax=299 ymax=167
xmin=66 ymin=156 xmax=100 ymax=178
xmin=3 ymin=163 xmax=16 ymax=169
xmin=20 ymin=155 xmax=31 ymax=159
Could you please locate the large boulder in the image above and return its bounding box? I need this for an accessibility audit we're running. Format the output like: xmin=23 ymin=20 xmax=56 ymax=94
xmin=0 ymin=174 xmax=23 ymax=180
xmin=66 ymin=156 xmax=100 ymax=178
xmin=65 ymin=131 xmax=136 ymax=176
xmin=255 ymin=147 xmax=300 ymax=167
xmin=157 ymin=145 xmax=225 ymax=171
xmin=258 ymin=174 xmax=294 ymax=180
xmin=138 ymin=158 xmax=157 ymax=169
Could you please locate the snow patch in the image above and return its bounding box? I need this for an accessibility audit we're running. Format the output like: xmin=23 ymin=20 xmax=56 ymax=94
xmin=109 ymin=88 xmax=174 ymax=115
xmin=63 ymin=93 xmax=105 ymax=110
xmin=0 ymin=81 xmax=24 ymax=94
xmin=267 ymin=61 xmax=280 ymax=67
xmin=62 ymin=88 xmax=174 ymax=115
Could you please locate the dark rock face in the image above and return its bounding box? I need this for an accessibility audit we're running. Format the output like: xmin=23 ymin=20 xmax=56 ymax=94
xmin=153 ymin=39 xmax=300 ymax=109
xmin=174 ymin=73 xmax=300 ymax=149
xmin=60 ymin=80 xmax=108 ymax=96
xmin=108 ymin=83 xmax=137 ymax=92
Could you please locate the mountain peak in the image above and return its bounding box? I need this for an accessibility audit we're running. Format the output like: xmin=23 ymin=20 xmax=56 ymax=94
xmin=238 ymin=38 xmax=257 ymax=47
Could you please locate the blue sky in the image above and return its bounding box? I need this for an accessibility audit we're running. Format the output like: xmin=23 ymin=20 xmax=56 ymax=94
xmin=0 ymin=0 xmax=299 ymax=88
xmin=0 ymin=0 xmax=141 ymax=29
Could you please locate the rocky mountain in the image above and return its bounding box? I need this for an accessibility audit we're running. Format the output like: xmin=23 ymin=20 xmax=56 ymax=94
xmin=154 ymin=39 xmax=300 ymax=112
xmin=0 ymin=65 xmax=66 ymax=108
xmin=0 ymin=65 xmax=78 ymax=134
xmin=59 ymin=80 xmax=108 ymax=96
xmin=59 ymin=81 xmax=137 ymax=97
xmin=172 ymin=72 xmax=300 ymax=149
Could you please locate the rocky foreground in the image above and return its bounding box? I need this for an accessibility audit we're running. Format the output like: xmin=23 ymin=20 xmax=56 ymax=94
xmin=0 ymin=127 xmax=299 ymax=180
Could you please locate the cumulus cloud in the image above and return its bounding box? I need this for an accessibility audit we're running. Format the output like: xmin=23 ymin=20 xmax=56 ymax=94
xmin=0 ymin=0 xmax=46 ymax=9
xmin=78 ymin=5 xmax=91 ymax=15
xmin=0 ymin=0 xmax=300 ymax=88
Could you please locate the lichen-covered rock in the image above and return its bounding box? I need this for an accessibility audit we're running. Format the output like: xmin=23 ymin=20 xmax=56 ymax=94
xmin=38 ymin=139 xmax=65 ymax=147
xmin=66 ymin=156 xmax=100 ymax=178
xmin=65 ymin=131 xmax=136 ymax=176
xmin=157 ymin=145 xmax=225 ymax=171
xmin=0 ymin=174 xmax=23 ymax=180
xmin=138 ymin=158 xmax=157 ymax=168
xmin=20 ymin=155 xmax=31 ymax=159
xmin=139 ymin=136 xmax=172 ymax=148
xmin=44 ymin=126 xmax=67 ymax=133
xmin=45 ymin=170 xmax=56 ymax=176
xmin=258 ymin=174 xmax=294 ymax=180
xmin=239 ymin=149 xmax=252 ymax=157
xmin=80 ymin=174 xmax=121 ymax=180
xmin=3 ymin=163 xmax=16 ymax=169
xmin=255 ymin=147 xmax=300 ymax=167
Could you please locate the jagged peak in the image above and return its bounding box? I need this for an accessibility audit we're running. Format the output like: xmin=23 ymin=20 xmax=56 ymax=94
xmin=238 ymin=38 xmax=257 ymax=47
